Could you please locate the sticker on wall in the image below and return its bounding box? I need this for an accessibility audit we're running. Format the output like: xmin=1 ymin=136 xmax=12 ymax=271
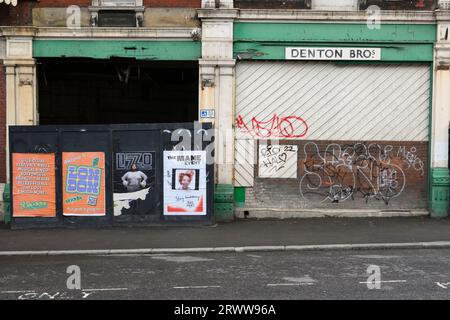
xmin=62 ymin=152 xmax=106 ymax=216
xmin=12 ymin=153 xmax=56 ymax=218
xmin=200 ymin=109 xmax=215 ymax=119
xmin=258 ymin=145 xmax=298 ymax=179
xmin=113 ymin=151 xmax=156 ymax=216
xmin=163 ymin=150 xmax=207 ymax=216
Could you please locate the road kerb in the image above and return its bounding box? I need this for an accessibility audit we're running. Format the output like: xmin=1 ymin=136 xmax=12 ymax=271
xmin=2 ymin=241 xmax=450 ymax=256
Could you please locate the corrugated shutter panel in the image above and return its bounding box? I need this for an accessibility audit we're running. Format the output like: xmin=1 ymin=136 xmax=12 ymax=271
xmin=234 ymin=61 xmax=430 ymax=187
xmin=235 ymin=139 xmax=255 ymax=187
xmin=236 ymin=61 xmax=430 ymax=141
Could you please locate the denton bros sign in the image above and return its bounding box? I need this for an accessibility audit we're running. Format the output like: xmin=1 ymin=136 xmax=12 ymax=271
xmin=286 ymin=47 xmax=381 ymax=61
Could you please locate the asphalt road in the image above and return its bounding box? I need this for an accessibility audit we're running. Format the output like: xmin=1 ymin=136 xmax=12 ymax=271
xmin=1 ymin=249 xmax=450 ymax=300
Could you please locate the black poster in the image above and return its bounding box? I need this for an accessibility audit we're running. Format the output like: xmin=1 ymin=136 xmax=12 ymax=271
xmin=113 ymin=151 xmax=157 ymax=216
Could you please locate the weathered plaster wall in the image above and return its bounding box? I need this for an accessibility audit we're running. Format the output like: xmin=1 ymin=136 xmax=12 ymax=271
xmin=32 ymin=7 xmax=200 ymax=27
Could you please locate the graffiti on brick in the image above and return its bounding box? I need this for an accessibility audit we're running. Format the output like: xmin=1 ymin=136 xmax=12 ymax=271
xmin=396 ymin=146 xmax=425 ymax=175
xmin=236 ymin=114 xmax=309 ymax=139
xmin=299 ymin=142 xmax=424 ymax=204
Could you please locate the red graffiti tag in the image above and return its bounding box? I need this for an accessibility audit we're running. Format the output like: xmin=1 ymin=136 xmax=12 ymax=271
xmin=415 ymin=0 xmax=425 ymax=8
xmin=236 ymin=114 xmax=309 ymax=139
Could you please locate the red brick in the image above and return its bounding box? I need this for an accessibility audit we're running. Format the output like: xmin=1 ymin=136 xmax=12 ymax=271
xmin=251 ymin=140 xmax=428 ymax=210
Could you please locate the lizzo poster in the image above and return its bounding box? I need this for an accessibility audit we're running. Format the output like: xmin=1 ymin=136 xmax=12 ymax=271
xmin=62 ymin=152 xmax=106 ymax=216
xmin=163 ymin=151 xmax=207 ymax=216
xmin=113 ymin=151 xmax=156 ymax=216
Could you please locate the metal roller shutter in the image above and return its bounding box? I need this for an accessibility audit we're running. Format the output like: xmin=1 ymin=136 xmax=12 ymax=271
xmin=235 ymin=61 xmax=430 ymax=187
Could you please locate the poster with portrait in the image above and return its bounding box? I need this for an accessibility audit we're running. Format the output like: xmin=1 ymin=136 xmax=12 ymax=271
xmin=62 ymin=152 xmax=106 ymax=216
xmin=12 ymin=153 xmax=56 ymax=218
xmin=113 ymin=151 xmax=156 ymax=216
xmin=163 ymin=151 xmax=207 ymax=216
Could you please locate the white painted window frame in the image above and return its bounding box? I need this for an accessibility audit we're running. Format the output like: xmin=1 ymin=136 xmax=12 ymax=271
xmin=89 ymin=0 xmax=145 ymax=28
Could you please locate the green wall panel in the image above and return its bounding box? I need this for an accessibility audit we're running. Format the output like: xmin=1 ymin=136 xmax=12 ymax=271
xmin=234 ymin=22 xmax=436 ymax=62
xmin=234 ymin=43 xmax=434 ymax=61
xmin=33 ymin=40 xmax=201 ymax=61
xmin=234 ymin=23 xmax=436 ymax=43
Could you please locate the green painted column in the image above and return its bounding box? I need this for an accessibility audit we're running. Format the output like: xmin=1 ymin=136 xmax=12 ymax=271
xmin=3 ymin=183 xmax=10 ymax=224
xmin=234 ymin=187 xmax=246 ymax=208
xmin=214 ymin=184 xmax=235 ymax=222
xmin=430 ymin=168 xmax=450 ymax=218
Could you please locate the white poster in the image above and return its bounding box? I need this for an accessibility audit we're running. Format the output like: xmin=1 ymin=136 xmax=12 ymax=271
xmin=259 ymin=145 xmax=298 ymax=178
xmin=163 ymin=150 xmax=207 ymax=216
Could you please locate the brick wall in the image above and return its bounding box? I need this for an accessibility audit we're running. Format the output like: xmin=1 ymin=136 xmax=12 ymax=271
xmin=358 ymin=0 xmax=436 ymax=10
xmin=0 ymin=61 xmax=6 ymax=183
xmin=0 ymin=1 xmax=35 ymax=25
xmin=247 ymin=140 xmax=428 ymax=210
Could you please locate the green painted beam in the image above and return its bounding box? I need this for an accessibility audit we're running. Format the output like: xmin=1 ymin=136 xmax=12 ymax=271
xmin=234 ymin=43 xmax=434 ymax=61
xmin=33 ymin=40 xmax=201 ymax=61
xmin=234 ymin=23 xmax=436 ymax=43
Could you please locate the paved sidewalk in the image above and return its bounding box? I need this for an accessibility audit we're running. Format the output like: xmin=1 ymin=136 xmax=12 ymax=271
xmin=1 ymin=217 xmax=450 ymax=252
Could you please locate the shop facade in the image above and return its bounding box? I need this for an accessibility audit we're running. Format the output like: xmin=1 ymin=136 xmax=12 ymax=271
xmin=232 ymin=19 xmax=436 ymax=217
xmin=0 ymin=0 xmax=224 ymax=226
xmin=2 ymin=0 xmax=450 ymax=224
xmin=197 ymin=3 xmax=450 ymax=219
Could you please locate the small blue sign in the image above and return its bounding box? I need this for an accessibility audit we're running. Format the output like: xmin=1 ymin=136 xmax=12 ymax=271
xmin=200 ymin=109 xmax=215 ymax=119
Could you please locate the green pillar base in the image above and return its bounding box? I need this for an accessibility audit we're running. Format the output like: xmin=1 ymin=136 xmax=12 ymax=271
xmin=234 ymin=187 xmax=246 ymax=209
xmin=3 ymin=184 xmax=10 ymax=225
xmin=430 ymin=168 xmax=450 ymax=218
xmin=214 ymin=184 xmax=235 ymax=222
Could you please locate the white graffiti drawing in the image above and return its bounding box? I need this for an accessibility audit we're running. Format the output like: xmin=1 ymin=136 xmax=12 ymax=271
xmin=397 ymin=146 xmax=425 ymax=175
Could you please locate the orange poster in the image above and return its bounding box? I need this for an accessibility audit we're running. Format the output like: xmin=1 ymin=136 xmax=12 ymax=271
xmin=12 ymin=153 xmax=56 ymax=218
xmin=62 ymin=152 xmax=106 ymax=216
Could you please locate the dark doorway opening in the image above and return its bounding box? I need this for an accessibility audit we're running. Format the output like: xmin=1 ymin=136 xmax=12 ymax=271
xmin=37 ymin=58 xmax=199 ymax=125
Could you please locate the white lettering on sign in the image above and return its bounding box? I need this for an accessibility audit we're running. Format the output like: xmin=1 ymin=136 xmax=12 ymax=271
xmin=286 ymin=47 xmax=381 ymax=61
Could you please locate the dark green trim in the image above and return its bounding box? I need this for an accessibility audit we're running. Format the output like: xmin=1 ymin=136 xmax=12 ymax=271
xmin=33 ymin=40 xmax=202 ymax=61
